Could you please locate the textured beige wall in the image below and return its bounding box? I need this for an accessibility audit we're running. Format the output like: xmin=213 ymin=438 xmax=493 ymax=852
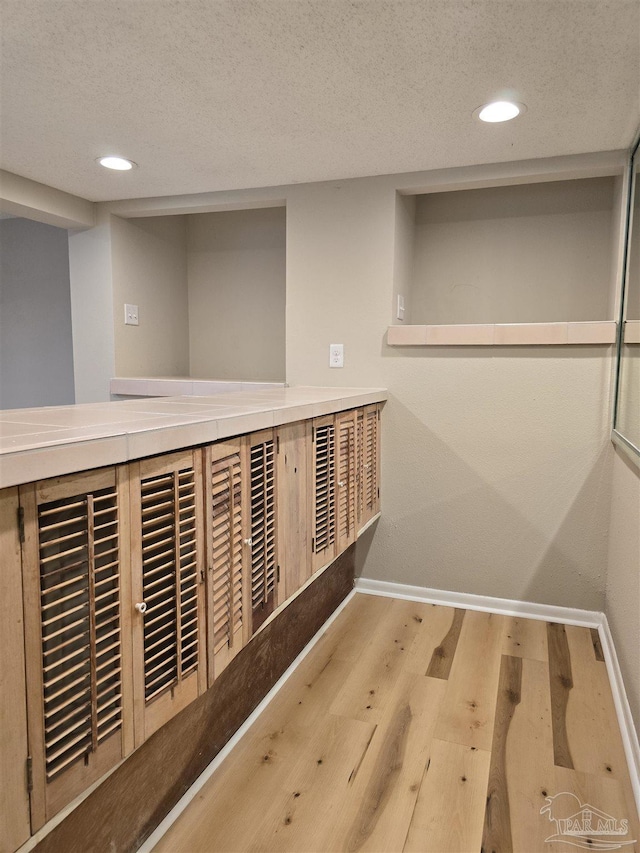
xmin=606 ymin=448 xmax=640 ymax=730
xmin=411 ymin=178 xmax=615 ymax=324
xmin=392 ymin=193 xmax=415 ymax=324
xmin=68 ymin=211 xmax=116 ymax=402
xmin=111 ymin=214 xmax=190 ymax=377
xmin=187 ymin=208 xmax=286 ymax=381
xmin=617 ymin=346 xmax=640 ymax=449
xmin=286 ymin=176 xmax=613 ymax=610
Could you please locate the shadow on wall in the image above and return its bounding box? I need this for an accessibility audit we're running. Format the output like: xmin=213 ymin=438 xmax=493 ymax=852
xmin=359 ymin=389 xmax=613 ymax=613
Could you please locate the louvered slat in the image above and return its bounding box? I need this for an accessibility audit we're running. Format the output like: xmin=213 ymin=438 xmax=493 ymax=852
xmin=250 ymin=437 xmax=276 ymax=631
xmin=36 ymin=485 xmax=122 ymax=781
xmin=210 ymin=450 xmax=244 ymax=655
xmin=362 ymin=405 xmax=380 ymax=524
xmin=336 ymin=412 xmax=357 ymax=548
xmin=313 ymin=423 xmax=336 ymax=558
xmin=140 ymin=465 xmax=199 ymax=702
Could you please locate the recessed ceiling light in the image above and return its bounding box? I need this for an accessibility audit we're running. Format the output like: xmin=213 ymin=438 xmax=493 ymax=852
xmin=474 ymin=101 xmax=526 ymax=123
xmin=97 ymin=156 xmax=137 ymax=171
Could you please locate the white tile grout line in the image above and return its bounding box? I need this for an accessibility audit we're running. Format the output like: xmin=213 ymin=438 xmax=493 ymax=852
xmin=137 ymin=588 xmax=357 ymax=852
xmin=356 ymin=577 xmax=640 ymax=818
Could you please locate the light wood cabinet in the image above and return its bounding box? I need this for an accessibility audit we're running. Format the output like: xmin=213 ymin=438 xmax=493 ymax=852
xmin=19 ymin=467 xmax=133 ymax=830
xmin=3 ymin=402 xmax=382 ymax=849
xmin=1 ymin=487 xmax=31 ymax=852
xmin=311 ymin=415 xmax=337 ymax=573
xmin=277 ymin=421 xmax=312 ymax=602
xmin=129 ymin=450 xmax=206 ymax=747
xmin=248 ymin=429 xmax=278 ymax=635
xmin=359 ymin=404 xmax=381 ymax=528
xmin=203 ymin=438 xmax=249 ymax=686
xmin=335 ymin=408 xmax=359 ymax=553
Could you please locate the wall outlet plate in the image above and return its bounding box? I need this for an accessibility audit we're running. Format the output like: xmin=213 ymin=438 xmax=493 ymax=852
xmin=329 ymin=343 xmax=344 ymax=368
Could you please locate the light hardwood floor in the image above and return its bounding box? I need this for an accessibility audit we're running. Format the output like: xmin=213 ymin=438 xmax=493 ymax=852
xmin=152 ymin=594 xmax=639 ymax=853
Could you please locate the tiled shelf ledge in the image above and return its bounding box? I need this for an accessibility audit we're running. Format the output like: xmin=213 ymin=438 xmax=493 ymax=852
xmin=387 ymin=321 xmax=617 ymax=347
xmin=0 ymin=386 xmax=387 ymax=489
xmin=623 ymin=320 xmax=640 ymax=344
xmin=110 ymin=377 xmax=286 ymax=397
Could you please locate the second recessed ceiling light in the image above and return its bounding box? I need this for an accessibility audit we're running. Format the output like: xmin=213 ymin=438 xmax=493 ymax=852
xmin=475 ymin=101 xmax=525 ymax=123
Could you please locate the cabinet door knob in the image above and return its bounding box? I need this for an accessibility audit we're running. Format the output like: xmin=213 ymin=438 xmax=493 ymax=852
xmin=244 ymin=537 xmax=253 ymax=547
xmin=135 ymin=602 xmax=148 ymax=614
xmin=338 ymin=480 xmax=346 ymax=488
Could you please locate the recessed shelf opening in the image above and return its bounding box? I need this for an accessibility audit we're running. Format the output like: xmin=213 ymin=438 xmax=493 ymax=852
xmin=393 ymin=176 xmax=620 ymax=329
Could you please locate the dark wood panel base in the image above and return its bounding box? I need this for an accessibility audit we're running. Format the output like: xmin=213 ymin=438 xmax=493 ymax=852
xmin=34 ymin=546 xmax=355 ymax=853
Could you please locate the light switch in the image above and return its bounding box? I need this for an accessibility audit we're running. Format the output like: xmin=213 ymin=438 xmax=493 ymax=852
xmin=396 ymin=294 xmax=405 ymax=321
xmin=124 ymin=304 xmax=139 ymax=326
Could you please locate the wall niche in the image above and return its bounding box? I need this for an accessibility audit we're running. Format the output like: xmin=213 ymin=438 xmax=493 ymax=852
xmin=111 ymin=205 xmax=286 ymax=383
xmin=390 ymin=174 xmax=625 ymax=346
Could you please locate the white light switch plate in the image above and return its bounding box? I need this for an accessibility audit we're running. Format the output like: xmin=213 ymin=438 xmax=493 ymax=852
xmin=124 ymin=304 xmax=139 ymax=326
xmin=329 ymin=343 xmax=344 ymax=368
xmin=396 ymin=294 xmax=405 ymax=321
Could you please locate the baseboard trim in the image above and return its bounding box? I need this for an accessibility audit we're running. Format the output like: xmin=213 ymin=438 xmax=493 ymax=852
xmin=598 ymin=613 xmax=640 ymax=815
xmin=355 ymin=577 xmax=640 ymax=816
xmin=355 ymin=577 xmax=602 ymax=626
xmin=137 ymin=588 xmax=357 ymax=853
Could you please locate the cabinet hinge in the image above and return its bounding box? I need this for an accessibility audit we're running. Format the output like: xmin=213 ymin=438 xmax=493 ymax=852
xmin=17 ymin=505 xmax=25 ymax=544
xmin=277 ymin=564 xmax=281 ymax=583
xmin=276 ymin=435 xmax=280 ymax=453
xmin=312 ymin=428 xmax=316 ymax=443
xmin=311 ymin=537 xmax=315 ymax=553
xmin=26 ymin=756 xmax=33 ymax=793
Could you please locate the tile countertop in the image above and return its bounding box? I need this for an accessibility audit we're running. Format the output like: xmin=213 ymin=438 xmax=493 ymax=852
xmin=0 ymin=386 xmax=387 ymax=489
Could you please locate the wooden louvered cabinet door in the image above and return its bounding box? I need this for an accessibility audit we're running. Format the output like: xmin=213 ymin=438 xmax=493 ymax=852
xmin=248 ymin=429 xmax=278 ymax=635
xmin=276 ymin=421 xmax=311 ymax=603
xmin=311 ymin=415 xmax=337 ymax=573
xmin=204 ymin=439 xmax=249 ymax=686
xmin=20 ymin=467 xmax=133 ymax=831
xmin=130 ymin=450 xmax=206 ymax=747
xmin=1 ymin=487 xmax=31 ymax=851
xmin=335 ymin=408 xmax=359 ymax=553
xmin=360 ymin=404 xmax=381 ymax=528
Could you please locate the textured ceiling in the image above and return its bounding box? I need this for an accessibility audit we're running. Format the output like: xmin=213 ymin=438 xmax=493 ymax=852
xmin=1 ymin=0 xmax=639 ymax=202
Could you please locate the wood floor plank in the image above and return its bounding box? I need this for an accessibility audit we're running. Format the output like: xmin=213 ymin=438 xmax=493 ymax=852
xmin=502 ymin=616 xmax=548 ymax=661
xmin=564 ymin=625 xmax=639 ymax=835
xmin=425 ymin=608 xmax=465 ymax=679
xmin=329 ymin=598 xmax=430 ymax=724
xmin=547 ymin=621 xmax=574 ymax=769
xmin=316 ymin=592 xmax=392 ymax=663
xmin=489 ymin=657 xmax=559 ymax=852
xmin=154 ymin=654 xmax=355 ymax=852
xmin=482 ymin=655 xmax=523 ymax=853
xmin=589 ymin=627 xmax=605 ymax=662
xmin=404 ymin=738 xmax=491 ymax=853
xmin=402 ymin=603 xmax=459 ymax=677
xmin=433 ymin=610 xmax=505 ymax=751
xmin=249 ymin=715 xmax=376 ymax=853
xmin=151 ymin=597 xmax=639 ymax=853
xmin=546 ymin=766 xmax=640 ymax=852
xmin=324 ymin=671 xmax=446 ymax=852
